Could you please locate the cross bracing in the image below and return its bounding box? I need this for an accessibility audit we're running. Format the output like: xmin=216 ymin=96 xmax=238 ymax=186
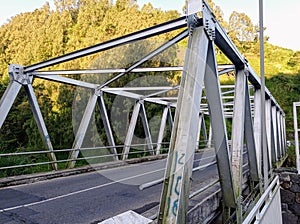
xmin=0 ymin=0 xmax=286 ymax=223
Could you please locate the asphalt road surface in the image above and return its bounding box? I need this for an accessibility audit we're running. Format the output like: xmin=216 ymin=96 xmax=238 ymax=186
xmin=0 ymin=149 xmax=219 ymax=224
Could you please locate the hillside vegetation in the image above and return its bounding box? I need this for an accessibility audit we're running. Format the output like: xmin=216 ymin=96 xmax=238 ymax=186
xmin=0 ymin=0 xmax=299 ymax=175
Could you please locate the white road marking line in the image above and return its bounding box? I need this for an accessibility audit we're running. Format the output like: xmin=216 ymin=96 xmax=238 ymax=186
xmin=1 ymin=153 xmax=215 ymax=213
xmin=0 ymin=167 xmax=165 ymax=213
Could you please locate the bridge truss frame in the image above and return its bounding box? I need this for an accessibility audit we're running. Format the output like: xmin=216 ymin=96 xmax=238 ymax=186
xmin=0 ymin=0 xmax=287 ymax=223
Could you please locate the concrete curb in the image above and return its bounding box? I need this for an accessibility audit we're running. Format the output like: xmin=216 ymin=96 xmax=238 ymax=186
xmin=0 ymin=154 xmax=167 ymax=188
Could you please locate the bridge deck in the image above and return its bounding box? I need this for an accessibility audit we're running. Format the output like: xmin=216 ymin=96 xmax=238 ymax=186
xmin=0 ymin=150 xmax=223 ymax=224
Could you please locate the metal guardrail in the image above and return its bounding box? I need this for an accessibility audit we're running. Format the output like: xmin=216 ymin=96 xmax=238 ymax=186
xmin=0 ymin=141 xmax=213 ymax=171
xmin=242 ymin=175 xmax=281 ymax=224
xmin=139 ymin=160 xmax=217 ymax=191
xmin=0 ymin=142 xmax=170 ymax=171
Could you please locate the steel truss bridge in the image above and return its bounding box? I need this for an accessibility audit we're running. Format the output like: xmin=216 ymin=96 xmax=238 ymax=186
xmin=0 ymin=1 xmax=287 ymax=223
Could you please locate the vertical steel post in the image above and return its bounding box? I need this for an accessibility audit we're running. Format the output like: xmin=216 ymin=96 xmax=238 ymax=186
xmin=277 ymin=111 xmax=283 ymax=158
xmin=158 ymin=25 xmax=209 ymax=223
xmin=282 ymin=115 xmax=287 ymax=154
xmin=279 ymin=113 xmax=286 ymax=156
xmin=267 ymin=102 xmax=276 ymax=163
xmin=253 ymin=89 xmax=262 ymax=179
xmin=293 ymin=103 xmax=300 ymax=174
xmin=265 ymin=99 xmax=272 ymax=170
xmin=231 ymin=69 xmax=246 ymax=223
xmin=244 ymin=77 xmax=259 ymax=182
xmin=272 ymin=106 xmax=279 ymax=161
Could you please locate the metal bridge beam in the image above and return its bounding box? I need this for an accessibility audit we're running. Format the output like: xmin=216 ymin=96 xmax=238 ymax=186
xmin=122 ymin=101 xmax=141 ymax=160
xmin=0 ymin=64 xmax=58 ymax=170
xmin=140 ymin=102 xmax=154 ymax=156
xmin=122 ymin=100 xmax=155 ymax=160
xmin=24 ymin=17 xmax=187 ymax=72
xmin=0 ymin=80 xmax=22 ymax=129
xmin=0 ymin=65 xmax=24 ymax=128
xmin=231 ymin=69 xmax=247 ymax=223
xmin=98 ymin=30 xmax=188 ymax=88
xmin=282 ymin=115 xmax=287 ymax=154
xmin=279 ymin=112 xmax=285 ymax=158
xmin=253 ymin=88 xmax=262 ymax=179
xmin=272 ymin=106 xmax=279 ymax=161
xmin=97 ymin=93 xmax=118 ymax=160
xmin=67 ymin=91 xmax=98 ymax=168
xmin=294 ymin=102 xmax=300 ymax=174
xmin=35 ymin=74 xmax=95 ymax=89
xmin=277 ymin=111 xmax=283 ymax=158
xmin=244 ymin=75 xmax=259 ymax=182
xmin=266 ymin=99 xmax=275 ymax=165
xmin=156 ymin=107 xmax=169 ymax=155
xmin=25 ymin=84 xmax=58 ymax=170
xmin=158 ymin=25 xmax=209 ymax=223
xmin=204 ymin=41 xmax=235 ymax=209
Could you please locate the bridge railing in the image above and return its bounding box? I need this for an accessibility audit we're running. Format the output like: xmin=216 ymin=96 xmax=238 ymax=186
xmin=242 ymin=175 xmax=282 ymax=224
xmin=0 ymin=142 xmax=172 ymax=172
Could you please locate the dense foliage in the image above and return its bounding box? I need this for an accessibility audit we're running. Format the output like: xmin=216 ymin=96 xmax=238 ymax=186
xmin=0 ymin=0 xmax=299 ymax=175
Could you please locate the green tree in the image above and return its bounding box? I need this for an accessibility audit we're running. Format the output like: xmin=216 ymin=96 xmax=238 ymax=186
xmin=228 ymin=11 xmax=257 ymax=42
xmin=288 ymin=51 xmax=300 ymax=73
xmin=266 ymin=74 xmax=300 ymax=139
